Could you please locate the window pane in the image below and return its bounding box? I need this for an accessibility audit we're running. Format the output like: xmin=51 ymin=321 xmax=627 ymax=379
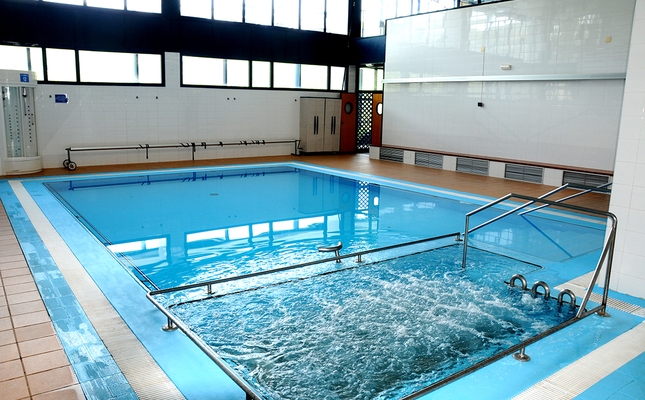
xmin=87 ymin=0 xmax=124 ymax=10
xmin=376 ymin=68 xmax=384 ymax=90
xmin=226 ymin=60 xmax=249 ymax=86
xmin=245 ymin=0 xmax=272 ymax=25
xmin=300 ymin=64 xmax=327 ymax=89
xmin=80 ymin=51 xmax=137 ymax=83
xmin=326 ymin=0 xmax=348 ymax=35
xmin=273 ymin=62 xmax=298 ymax=89
xmin=181 ymin=0 xmax=212 ymax=18
xmin=397 ymin=0 xmax=412 ymax=17
xmin=330 ymin=66 xmax=345 ymax=90
xmin=359 ymin=67 xmax=375 ymax=91
xmin=44 ymin=0 xmax=84 ymax=5
xmin=46 ymin=48 xmax=77 ymax=82
xmin=182 ymin=56 xmax=225 ymax=86
xmin=29 ymin=48 xmax=45 ymax=81
xmin=127 ymin=0 xmax=161 ymax=13
xmin=138 ymin=54 xmax=162 ymax=84
xmin=274 ymin=0 xmax=299 ymax=29
xmin=79 ymin=51 xmax=158 ymax=84
xmin=361 ymin=0 xmax=382 ymax=37
xmin=252 ymin=61 xmax=271 ymax=88
xmin=214 ymin=0 xmax=243 ymax=22
xmin=301 ymin=0 xmax=324 ymax=32
xmin=0 ymin=45 xmax=28 ymax=71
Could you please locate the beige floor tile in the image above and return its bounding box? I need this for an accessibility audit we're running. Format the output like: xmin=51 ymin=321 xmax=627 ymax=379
xmin=23 ymin=349 xmax=70 ymax=375
xmin=18 ymin=335 xmax=63 ymax=358
xmin=0 ymin=376 xmax=30 ymax=400
xmin=0 ymin=260 xmax=28 ymax=271
xmin=1 ymin=267 xmax=32 ymax=279
xmin=0 ymin=343 xmax=19 ymax=363
xmin=9 ymin=299 xmax=46 ymax=316
xmin=0 ymin=247 xmax=23 ymax=257
xmin=27 ymin=366 xmax=77 ymax=396
xmin=32 ymin=384 xmax=85 ymax=400
xmin=0 ymin=305 xmax=8 ymax=319
xmin=0 ymin=359 xmax=25 ymax=382
xmin=12 ymin=310 xmax=52 ymax=329
xmin=0 ymin=317 xmax=12 ymax=332
xmin=4 ymin=282 xmax=38 ymax=296
xmin=2 ymin=275 xmax=34 ymax=286
xmin=6 ymin=290 xmax=42 ymax=306
xmin=0 ymin=254 xmax=26 ymax=265
xmin=14 ymin=322 xmax=56 ymax=343
xmin=0 ymin=329 xmax=16 ymax=346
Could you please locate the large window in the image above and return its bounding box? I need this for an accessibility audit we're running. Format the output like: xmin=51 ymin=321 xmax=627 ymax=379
xmin=361 ymin=0 xmax=495 ymax=37
xmin=45 ymin=48 xmax=77 ymax=82
xmin=0 ymin=45 xmax=44 ymax=80
xmin=79 ymin=51 xmax=162 ymax=84
xmin=182 ymin=56 xmax=250 ymax=87
xmin=359 ymin=67 xmax=383 ymax=91
xmin=183 ymin=56 xmax=344 ymax=91
xmin=43 ymin=0 xmax=161 ymax=13
xmin=214 ymin=0 xmax=243 ymax=22
xmin=181 ymin=0 xmax=348 ymax=34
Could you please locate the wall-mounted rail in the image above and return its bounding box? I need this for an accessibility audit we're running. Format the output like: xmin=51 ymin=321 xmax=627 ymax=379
xmin=62 ymin=139 xmax=300 ymax=170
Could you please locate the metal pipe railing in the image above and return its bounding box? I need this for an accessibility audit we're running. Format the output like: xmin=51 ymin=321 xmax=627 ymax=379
xmin=462 ymin=193 xmax=617 ymax=317
xmin=519 ymin=182 xmax=612 ymax=216
xmin=149 ymin=231 xmax=461 ymax=297
xmin=63 ymin=139 xmax=300 ymax=170
xmin=461 ymin=183 xmax=571 ymax=268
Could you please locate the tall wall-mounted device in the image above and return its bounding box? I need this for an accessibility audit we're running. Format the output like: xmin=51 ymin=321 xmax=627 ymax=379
xmin=1 ymin=69 xmax=42 ymax=175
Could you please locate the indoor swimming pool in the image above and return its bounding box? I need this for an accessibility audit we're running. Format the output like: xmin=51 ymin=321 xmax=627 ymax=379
xmin=1 ymin=162 xmax=644 ymax=400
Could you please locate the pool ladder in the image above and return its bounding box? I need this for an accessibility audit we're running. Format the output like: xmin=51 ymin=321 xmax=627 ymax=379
xmin=507 ymin=274 xmax=577 ymax=362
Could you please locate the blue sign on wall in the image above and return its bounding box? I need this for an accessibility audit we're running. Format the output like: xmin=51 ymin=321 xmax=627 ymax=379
xmin=55 ymin=94 xmax=69 ymax=104
xmin=20 ymin=73 xmax=30 ymax=83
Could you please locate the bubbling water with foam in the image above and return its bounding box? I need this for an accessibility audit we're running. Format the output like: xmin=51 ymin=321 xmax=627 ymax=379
xmin=170 ymin=246 xmax=575 ymax=400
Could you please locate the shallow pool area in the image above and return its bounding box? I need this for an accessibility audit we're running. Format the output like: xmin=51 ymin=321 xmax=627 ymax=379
xmin=1 ymin=161 xmax=644 ymax=400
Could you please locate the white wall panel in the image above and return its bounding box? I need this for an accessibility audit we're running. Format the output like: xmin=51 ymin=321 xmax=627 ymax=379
xmin=383 ymin=0 xmax=635 ymax=172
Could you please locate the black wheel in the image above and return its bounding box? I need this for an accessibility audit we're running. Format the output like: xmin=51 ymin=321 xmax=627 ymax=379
xmin=68 ymin=161 xmax=77 ymax=171
xmin=63 ymin=159 xmax=70 ymax=168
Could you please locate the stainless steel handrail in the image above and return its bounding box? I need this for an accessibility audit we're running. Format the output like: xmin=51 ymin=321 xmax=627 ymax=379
xmin=149 ymin=231 xmax=461 ymax=297
xmin=518 ymin=182 xmax=612 ymax=216
xmin=461 ymin=183 xmax=571 ymax=268
xmin=407 ymin=193 xmax=617 ymax=399
xmin=145 ymin=292 xmax=265 ymax=400
xmin=462 ymin=193 xmax=617 ymax=318
xmin=63 ymin=139 xmax=300 ymax=169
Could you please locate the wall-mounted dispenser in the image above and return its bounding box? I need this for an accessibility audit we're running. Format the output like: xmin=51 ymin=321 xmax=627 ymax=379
xmin=0 ymin=69 xmax=42 ymax=175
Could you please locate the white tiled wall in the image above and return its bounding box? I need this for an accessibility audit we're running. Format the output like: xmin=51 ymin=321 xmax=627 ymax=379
xmin=383 ymin=79 xmax=624 ymax=171
xmin=609 ymin=0 xmax=645 ymax=299
xmin=386 ymin=0 xmax=634 ymax=79
xmin=34 ymin=52 xmax=329 ymax=168
xmin=383 ymin=0 xmax=635 ymax=172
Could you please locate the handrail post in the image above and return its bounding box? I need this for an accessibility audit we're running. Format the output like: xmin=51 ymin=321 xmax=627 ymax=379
xmin=461 ymin=215 xmax=470 ymax=268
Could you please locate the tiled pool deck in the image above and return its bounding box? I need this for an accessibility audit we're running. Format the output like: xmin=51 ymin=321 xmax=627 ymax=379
xmin=1 ymin=156 xmax=644 ymax=400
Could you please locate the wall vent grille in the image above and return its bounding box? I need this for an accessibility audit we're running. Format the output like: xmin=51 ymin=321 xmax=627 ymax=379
xmin=415 ymin=152 xmax=443 ymax=169
xmin=456 ymin=157 xmax=489 ymax=176
xmin=379 ymin=147 xmax=404 ymax=163
xmin=563 ymin=171 xmax=610 ymax=188
xmin=505 ymin=164 xmax=544 ymax=184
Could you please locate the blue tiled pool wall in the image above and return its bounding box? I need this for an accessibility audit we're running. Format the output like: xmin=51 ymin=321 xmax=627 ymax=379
xmin=17 ymin=180 xmax=246 ymax=399
xmin=0 ymin=181 xmax=137 ymax=400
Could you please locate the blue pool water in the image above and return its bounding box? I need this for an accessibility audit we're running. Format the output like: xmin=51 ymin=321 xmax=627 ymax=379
xmin=44 ymin=165 xmax=605 ymax=291
xmin=39 ymin=163 xmax=610 ymax=399
xmin=167 ymin=245 xmax=576 ymax=400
